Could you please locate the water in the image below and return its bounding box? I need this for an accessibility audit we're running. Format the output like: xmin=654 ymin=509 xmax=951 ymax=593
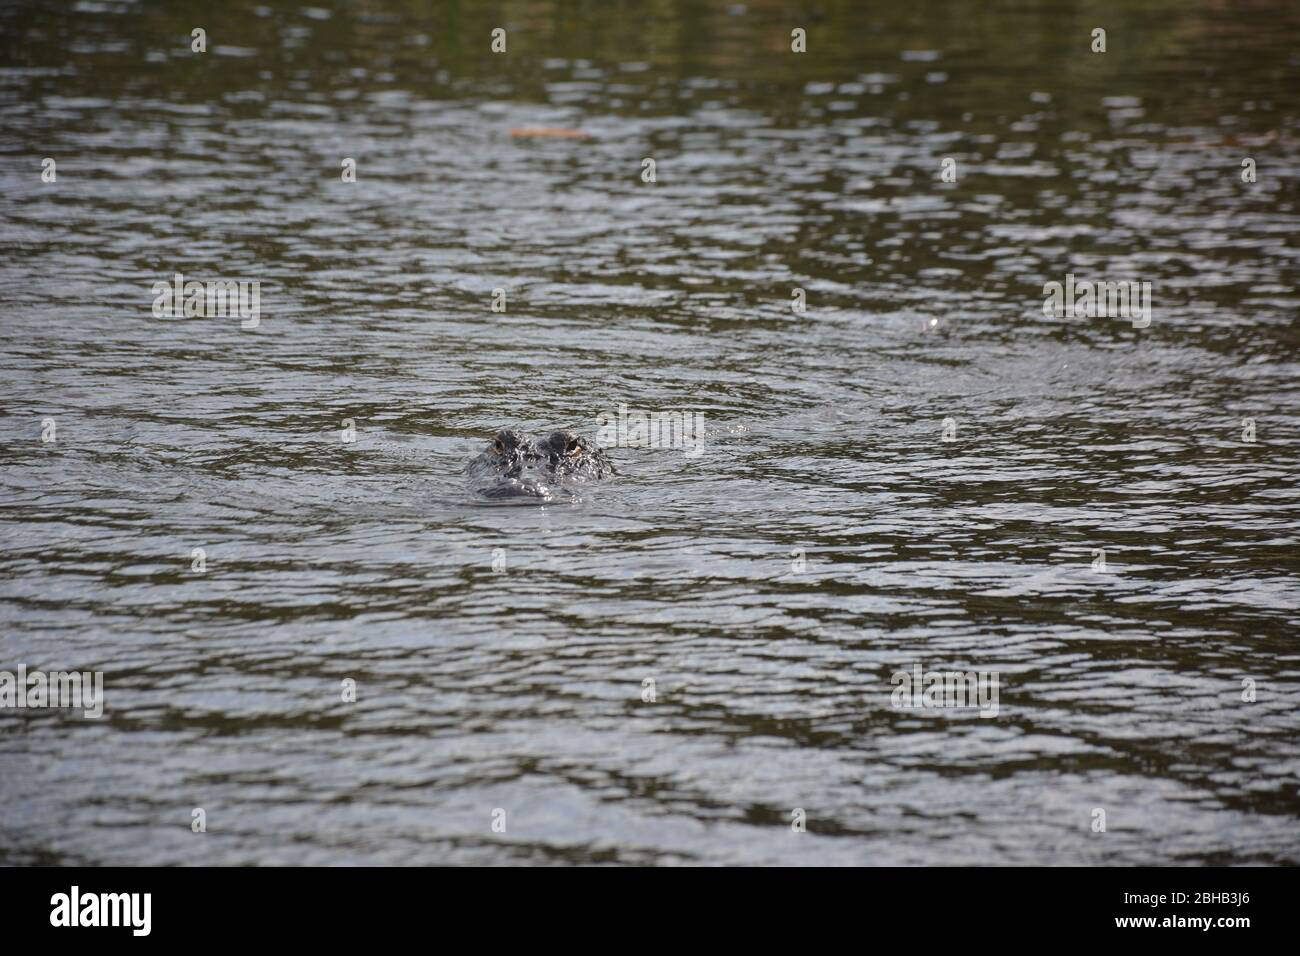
xmin=1 ymin=0 xmax=1298 ymax=865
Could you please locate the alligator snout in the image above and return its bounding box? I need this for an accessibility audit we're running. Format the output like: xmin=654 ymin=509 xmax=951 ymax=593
xmin=465 ymin=428 xmax=613 ymax=502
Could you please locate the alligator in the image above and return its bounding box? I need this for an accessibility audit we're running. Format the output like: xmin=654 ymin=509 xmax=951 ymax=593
xmin=465 ymin=428 xmax=614 ymax=502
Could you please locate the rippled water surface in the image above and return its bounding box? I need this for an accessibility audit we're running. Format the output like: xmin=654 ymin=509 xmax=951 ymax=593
xmin=2 ymin=0 xmax=1299 ymax=865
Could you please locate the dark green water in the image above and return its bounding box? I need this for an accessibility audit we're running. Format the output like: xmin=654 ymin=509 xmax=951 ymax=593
xmin=1 ymin=0 xmax=1298 ymax=864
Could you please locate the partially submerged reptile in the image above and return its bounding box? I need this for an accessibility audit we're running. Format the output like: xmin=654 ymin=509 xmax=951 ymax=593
xmin=465 ymin=428 xmax=613 ymax=502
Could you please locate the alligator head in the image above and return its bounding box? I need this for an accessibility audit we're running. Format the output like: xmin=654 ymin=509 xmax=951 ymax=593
xmin=465 ymin=428 xmax=614 ymax=502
